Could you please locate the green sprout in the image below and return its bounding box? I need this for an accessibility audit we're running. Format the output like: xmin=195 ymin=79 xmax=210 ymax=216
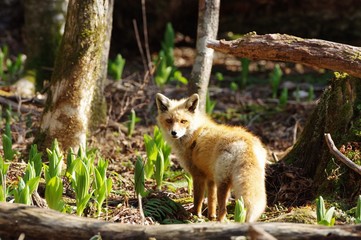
xmin=205 ymin=91 xmax=217 ymax=115
xmin=0 ymin=45 xmax=25 ymax=81
xmin=154 ymin=22 xmax=187 ymax=87
xmin=94 ymin=158 xmax=112 ymax=217
xmin=2 ymin=107 xmax=15 ymax=161
xmin=108 ymin=54 xmax=126 ymax=81
xmin=14 ymin=162 xmax=40 ymax=205
xmin=240 ymin=58 xmax=250 ymax=88
xmin=0 ymin=46 xmax=5 ymax=79
xmin=184 ymin=172 xmax=193 ymax=195
xmin=0 ymin=156 xmax=10 ymax=202
xmin=44 ymin=139 xmax=63 ymax=183
xmin=234 ymin=197 xmax=247 ymax=223
xmin=308 ymin=85 xmax=315 ymax=102
xmin=279 ymin=87 xmax=288 ymax=108
xmin=316 ymin=196 xmax=335 ymax=226
xmin=70 ymin=157 xmax=94 ymax=216
xmin=134 ymin=155 xmax=148 ymax=197
xmin=45 ymin=176 xmax=64 ymax=212
xmin=155 ymin=148 xmax=164 ymax=190
xmin=143 ymin=126 xmax=171 ymax=182
xmin=68 ymin=146 xmax=96 ymax=216
xmin=355 ymin=195 xmax=361 ymax=224
xmin=28 ymin=144 xmax=42 ymax=177
xmin=270 ymin=64 xmax=283 ymax=98
xmin=127 ymin=109 xmax=140 ymax=137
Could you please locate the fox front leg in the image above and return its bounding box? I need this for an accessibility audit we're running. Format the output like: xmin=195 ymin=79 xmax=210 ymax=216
xmin=192 ymin=176 xmax=206 ymax=217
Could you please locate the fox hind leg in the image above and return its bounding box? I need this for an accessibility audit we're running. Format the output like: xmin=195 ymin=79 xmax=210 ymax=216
xmin=207 ymin=180 xmax=217 ymax=220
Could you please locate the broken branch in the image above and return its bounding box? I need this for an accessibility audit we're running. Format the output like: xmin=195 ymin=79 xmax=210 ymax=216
xmin=207 ymin=33 xmax=361 ymax=78
xmin=324 ymin=133 xmax=361 ymax=176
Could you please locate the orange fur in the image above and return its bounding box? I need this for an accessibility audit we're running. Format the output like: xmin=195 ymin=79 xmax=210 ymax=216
xmin=156 ymin=93 xmax=267 ymax=222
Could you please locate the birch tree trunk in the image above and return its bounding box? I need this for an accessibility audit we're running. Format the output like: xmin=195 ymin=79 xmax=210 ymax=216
xmin=188 ymin=0 xmax=220 ymax=112
xmin=207 ymin=33 xmax=361 ymax=198
xmin=21 ymin=0 xmax=68 ymax=95
xmin=37 ymin=0 xmax=113 ymax=152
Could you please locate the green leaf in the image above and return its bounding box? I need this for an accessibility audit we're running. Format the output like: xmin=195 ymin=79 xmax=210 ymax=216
xmin=356 ymin=195 xmax=361 ymax=223
xmin=324 ymin=207 xmax=335 ymax=223
xmin=27 ymin=176 xmax=40 ymax=194
xmin=135 ymin=156 xmax=146 ymax=197
xmin=0 ymin=185 xmax=5 ymax=202
xmin=45 ymin=176 xmax=64 ymax=211
xmin=0 ymin=156 xmax=10 ymax=178
xmin=155 ymin=149 xmax=165 ymax=190
xmin=2 ymin=134 xmax=14 ymax=161
xmin=234 ymin=197 xmax=247 ymax=223
xmin=29 ymin=144 xmax=42 ymax=177
xmin=316 ymin=196 xmax=325 ymax=222
xmin=66 ymin=148 xmax=76 ymax=174
xmin=19 ymin=185 xmax=31 ymax=205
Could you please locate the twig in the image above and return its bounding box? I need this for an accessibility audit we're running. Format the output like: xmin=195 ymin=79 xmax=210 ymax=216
xmin=324 ymin=133 xmax=361 ymax=176
xmin=141 ymin=0 xmax=152 ymax=72
xmin=271 ymin=152 xmax=279 ymax=162
xmin=0 ymin=96 xmax=35 ymax=114
xmin=293 ymin=120 xmax=299 ymax=145
xmin=248 ymin=225 xmax=277 ymax=240
xmin=138 ymin=193 xmax=145 ymax=225
xmin=132 ymin=19 xmax=148 ymax=74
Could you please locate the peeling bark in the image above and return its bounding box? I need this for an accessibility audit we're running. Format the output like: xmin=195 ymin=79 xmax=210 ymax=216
xmin=1 ymin=202 xmax=361 ymax=240
xmin=188 ymin=0 xmax=220 ymax=112
xmin=207 ymin=33 xmax=361 ymax=79
xmin=37 ymin=0 xmax=113 ymax=152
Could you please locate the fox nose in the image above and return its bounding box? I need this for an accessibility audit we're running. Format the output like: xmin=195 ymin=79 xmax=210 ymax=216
xmin=171 ymin=131 xmax=177 ymax=137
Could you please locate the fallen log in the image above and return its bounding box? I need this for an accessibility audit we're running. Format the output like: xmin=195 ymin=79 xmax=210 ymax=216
xmin=206 ymin=33 xmax=361 ymax=78
xmin=1 ymin=202 xmax=361 ymax=240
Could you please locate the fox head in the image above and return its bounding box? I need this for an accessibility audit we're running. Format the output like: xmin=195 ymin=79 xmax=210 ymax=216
xmin=156 ymin=93 xmax=200 ymax=139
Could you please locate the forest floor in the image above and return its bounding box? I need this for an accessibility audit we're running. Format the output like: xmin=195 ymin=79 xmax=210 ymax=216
xmin=1 ymin=47 xmax=358 ymax=226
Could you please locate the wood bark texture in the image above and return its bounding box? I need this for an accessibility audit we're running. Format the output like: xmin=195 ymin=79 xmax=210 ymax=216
xmin=207 ymin=33 xmax=361 ymax=78
xmin=1 ymin=202 xmax=361 ymax=240
xmin=188 ymin=0 xmax=220 ymax=112
xmin=38 ymin=0 xmax=112 ymax=152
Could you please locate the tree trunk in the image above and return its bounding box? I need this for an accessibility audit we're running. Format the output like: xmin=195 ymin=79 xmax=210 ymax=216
xmin=207 ymin=33 xmax=361 ymax=198
xmin=22 ymin=0 xmax=68 ymax=94
xmin=36 ymin=0 xmax=113 ymax=153
xmin=89 ymin=0 xmax=114 ymax=131
xmin=284 ymin=75 xmax=361 ymax=197
xmin=1 ymin=202 xmax=361 ymax=240
xmin=188 ymin=0 xmax=220 ymax=112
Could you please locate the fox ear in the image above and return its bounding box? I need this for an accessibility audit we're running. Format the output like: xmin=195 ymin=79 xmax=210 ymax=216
xmin=185 ymin=94 xmax=199 ymax=113
xmin=156 ymin=93 xmax=170 ymax=112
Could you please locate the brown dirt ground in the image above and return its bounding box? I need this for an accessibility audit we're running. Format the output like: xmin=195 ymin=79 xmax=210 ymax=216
xmin=2 ymin=48 xmax=344 ymax=225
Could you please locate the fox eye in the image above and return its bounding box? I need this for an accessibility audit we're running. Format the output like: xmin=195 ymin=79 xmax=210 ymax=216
xmin=180 ymin=119 xmax=188 ymax=124
xmin=166 ymin=119 xmax=173 ymax=124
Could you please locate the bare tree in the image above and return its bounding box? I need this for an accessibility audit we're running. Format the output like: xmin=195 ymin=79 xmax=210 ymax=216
xmin=20 ymin=0 xmax=68 ymax=96
xmin=188 ymin=0 xmax=220 ymax=112
xmin=36 ymin=0 xmax=114 ymax=152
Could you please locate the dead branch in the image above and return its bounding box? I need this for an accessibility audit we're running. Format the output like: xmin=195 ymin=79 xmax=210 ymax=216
xmin=207 ymin=33 xmax=361 ymax=78
xmin=324 ymin=133 xmax=361 ymax=176
xmin=1 ymin=202 xmax=361 ymax=240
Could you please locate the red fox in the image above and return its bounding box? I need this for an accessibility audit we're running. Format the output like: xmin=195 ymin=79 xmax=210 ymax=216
xmin=156 ymin=93 xmax=267 ymax=222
